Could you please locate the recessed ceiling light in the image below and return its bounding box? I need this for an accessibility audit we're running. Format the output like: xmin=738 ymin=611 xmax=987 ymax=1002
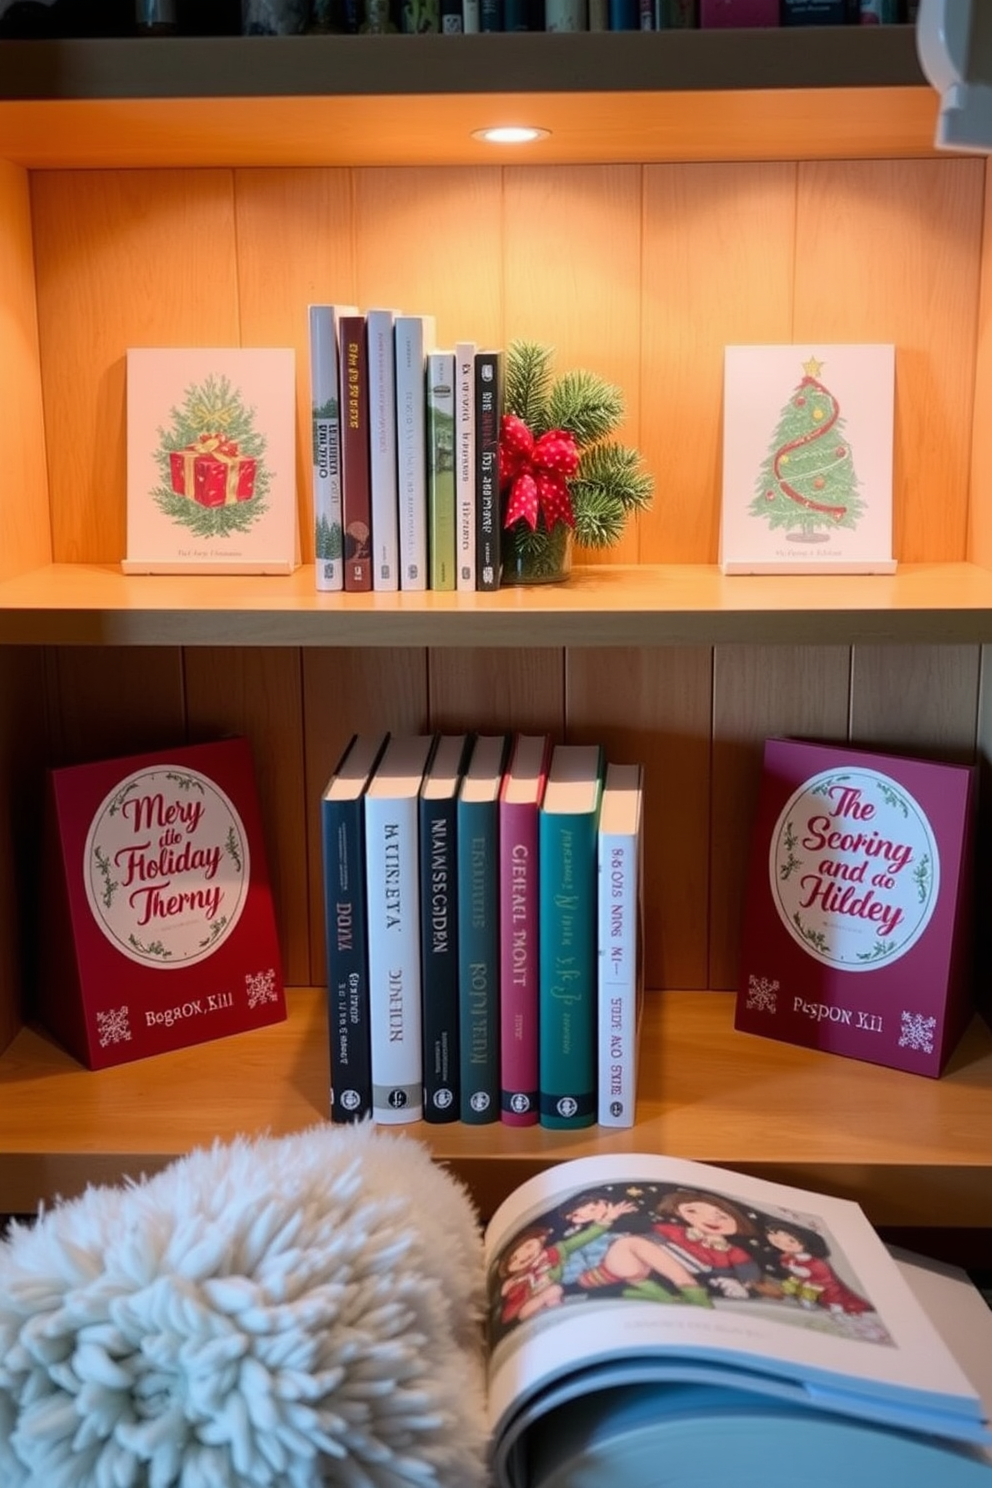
xmin=471 ymin=126 xmax=550 ymax=145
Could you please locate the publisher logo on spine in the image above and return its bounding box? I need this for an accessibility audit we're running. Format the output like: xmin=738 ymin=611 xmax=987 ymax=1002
xmin=769 ymin=766 xmax=938 ymax=972
xmin=83 ymin=765 xmax=250 ymax=969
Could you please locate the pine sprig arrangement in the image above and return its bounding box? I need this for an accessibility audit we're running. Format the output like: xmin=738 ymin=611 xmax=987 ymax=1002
xmin=502 ymin=340 xmax=653 ymax=554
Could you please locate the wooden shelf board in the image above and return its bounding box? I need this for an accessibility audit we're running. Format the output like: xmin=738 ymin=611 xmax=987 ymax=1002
xmin=0 ymin=34 xmax=938 ymax=169
xmin=0 ymin=86 xmax=939 ymax=169
xmin=3 ymin=562 xmax=992 ymax=647
xmin=2 ymin=988 xmax=990 ymax=1225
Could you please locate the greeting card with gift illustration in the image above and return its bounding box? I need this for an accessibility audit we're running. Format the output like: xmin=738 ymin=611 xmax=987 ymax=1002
xmin=734 ymin=737 xmax=976 ymax=1079
xmin=720 ymin=345 xmax=896 ymax=574
xmin=124 ymin=347 xmax=298 ymax=574
xmin=38 ymin=736 xmax=287 ymax=1070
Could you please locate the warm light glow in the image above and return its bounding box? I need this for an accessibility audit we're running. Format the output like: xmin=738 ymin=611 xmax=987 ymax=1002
xmin=471 ymin=126 xmax=550 ymax=144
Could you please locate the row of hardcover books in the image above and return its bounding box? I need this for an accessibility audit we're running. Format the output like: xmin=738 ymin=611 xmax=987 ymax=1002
xmin=309 ymin=304 xmax=504 ymax=594
xmin=322 ymin=730 xmax=644 ymax=1128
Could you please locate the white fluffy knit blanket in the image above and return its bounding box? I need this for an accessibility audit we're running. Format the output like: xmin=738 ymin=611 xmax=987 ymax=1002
xmin=0 ymin=1123 xmax=490 ymax=1488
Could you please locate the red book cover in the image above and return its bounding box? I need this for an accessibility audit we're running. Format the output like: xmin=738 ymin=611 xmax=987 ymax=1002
xmin=39 ymin=736 xmax=286 ymax=1070
xmin=499 ymin=733 xmax=552 ymax=1125
xmin=339 ymin=313 xmax=373 ymax=592
xmin=734 ymin=737 xmax=976 ymax=1078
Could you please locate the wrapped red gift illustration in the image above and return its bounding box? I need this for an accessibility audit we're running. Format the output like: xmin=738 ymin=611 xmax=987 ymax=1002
xmin=169 ymin=432 xmax=257 ymax=507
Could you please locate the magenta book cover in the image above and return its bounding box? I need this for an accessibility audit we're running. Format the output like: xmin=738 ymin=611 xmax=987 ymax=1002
xmin=734 ymin=737 xmax=976 ymax=1078
xmin=499 ymin=734 xmax=552 ymax=1126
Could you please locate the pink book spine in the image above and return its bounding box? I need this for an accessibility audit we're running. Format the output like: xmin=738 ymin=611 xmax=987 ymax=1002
xmin=499 ymin=795 xmax=542 ymax=1126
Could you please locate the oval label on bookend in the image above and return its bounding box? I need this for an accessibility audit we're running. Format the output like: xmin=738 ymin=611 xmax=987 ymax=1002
xmin=83 ymin=765 xmax=251 ymax=969
xmin=769 ymin=766 xmax=939 ymax=972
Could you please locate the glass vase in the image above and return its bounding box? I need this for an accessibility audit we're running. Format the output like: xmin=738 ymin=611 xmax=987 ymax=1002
xmin=501 ymin=521 xmax=574 ymax=586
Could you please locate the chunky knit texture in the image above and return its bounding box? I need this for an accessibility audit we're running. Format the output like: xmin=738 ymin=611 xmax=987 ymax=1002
xmin=0 ymin=1123 xmax=488 ymax=1488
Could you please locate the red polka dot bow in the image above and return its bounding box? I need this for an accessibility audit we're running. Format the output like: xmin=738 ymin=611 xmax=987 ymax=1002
xmin=500 ymin=413 xmax=579 ymax=531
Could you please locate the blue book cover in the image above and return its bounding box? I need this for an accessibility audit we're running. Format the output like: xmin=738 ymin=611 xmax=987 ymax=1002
xmin=321 ymin=732 xmax=388 ymax=1122
xmin=457 ymin=733 xmax=509 ymax=1124
xmin=419 ymin=733 xmax=471 ymax=1123
xmin=538 ymin=743 xmax=603 ymax=1129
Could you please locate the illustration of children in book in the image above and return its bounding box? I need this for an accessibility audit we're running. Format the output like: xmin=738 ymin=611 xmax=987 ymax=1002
xmin=764 ymin=1219 xmax=873 ymax=1315
xmin=496 ymin=1196 xmax=638 ymax=1326
xmin=633 ymin=1188 xmax=766 ymax=1302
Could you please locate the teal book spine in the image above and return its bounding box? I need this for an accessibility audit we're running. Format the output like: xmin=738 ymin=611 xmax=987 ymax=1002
xmin=457 ymin=793 xmax=501 ymax=1123
xmin=539 ymin=762 xmax=603 ymax=1129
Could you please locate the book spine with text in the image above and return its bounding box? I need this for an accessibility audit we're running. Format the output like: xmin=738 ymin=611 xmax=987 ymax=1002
xmin=419 ymin=787 xmax=460 ymax=1121
xmin=321 ymin=789 xmax=373 ymax=1122
xmin=339 ymin=313 xmax=373 ymax=592
xmin=539 ymin=792 xmax=602 ymax=1129
xmin=597 ymin=777 xmax=643 ymax=1127
xmin=309 ymin=304 xmax=355 ymax=593
xmin=364 ymin=792 xmax=423 ymax=1122
xmin=457 ymin=794 xmax=501 ymax=1123
xmin=366 ymin=308 xmax=400 ymax=592
xmin=395 ymin=313 xmax=436 ymax=591
xmin=475 ymin=348 xmax=503 ymax=592
xmin=499 ymin=796 xmax=541 ymax=1126
xmin=455 ymin=339 xmax=477 ymax=592
xmin=427 ymin=350 xmax=457 ymax=591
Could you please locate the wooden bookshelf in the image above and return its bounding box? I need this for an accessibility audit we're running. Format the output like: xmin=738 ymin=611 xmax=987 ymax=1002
xmin=2 ymin=988 xmax=990 ymax=1225
xmin=4 ymin=562 xmax=992 ymax=647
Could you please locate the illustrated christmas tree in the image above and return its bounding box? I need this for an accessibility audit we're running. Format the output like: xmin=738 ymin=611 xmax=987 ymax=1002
xmin=749 ymin=356 xmax=865 ymax=542
xmin=153 ymin=374 xmax=270 ymax=540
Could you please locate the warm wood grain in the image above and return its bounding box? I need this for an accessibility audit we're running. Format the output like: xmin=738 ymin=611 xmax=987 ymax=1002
xmin=31 ymin=170 xmax=241 ymax=565
xmin=43 ymin=646 xmax=186 ymax=762
xmin=640 ymin=162 xmax=795 ymax=564
xmin=850 ymin=644 xmax=981 ymax=762
xmin=0 ymin=88 xmax=940 ymax=172
xmin=234 ymin=167 xmax=355 ymax=568
xmin=429 ymin=649 xmax=564 ymax=736
xmin=2 ymin=988 xmax=990 ymax=1227
xmin=504 ymin=165 xmax=642 ymax=566
xmin=709 ymin=646 xmax=851 ymax=990
xmin=183 ymin=649 xmax=310 ymax=986
xmin=8 ymin=564 xmax=992 ymax=647
xmin=0 ymin=160 xmax=49 ymax=582
xmin=794 ymin=159 xmax=984 ymax=565
xmin=970 ymin=158 xmax=992 ymax=570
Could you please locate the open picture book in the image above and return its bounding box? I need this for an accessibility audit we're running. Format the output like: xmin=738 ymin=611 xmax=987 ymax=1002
xmin=484 ymin=1153 xmax=992 ymax=1488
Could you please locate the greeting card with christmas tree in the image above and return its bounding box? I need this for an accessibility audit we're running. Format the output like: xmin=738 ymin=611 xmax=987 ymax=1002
xmin=720 ymin=345 xmax=896 ymax=575
xmin=124 ymin=347 xmax=298 ymax=574
xmin=38 ymin=737 xmax=287 ymax=1071
xmin=734 ymin=737 xmax=976 ymax=1079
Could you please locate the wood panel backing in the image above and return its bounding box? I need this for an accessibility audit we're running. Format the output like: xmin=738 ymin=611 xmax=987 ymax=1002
xmin=234 ymin=168 xmax=355 ymax=568
xmin=849 ymin=644 xmax=980 ymax=762
xmin=969 ymin=158 xmax=992 ymax=571
xmin=504 ymin=165 xmax=642 ymax=565
xmin=43 ymin=647 xmax=186 ymax=764
xmin=794 ymin=158 xmax=984 ymax=566
xmin=0 ymin=159 xmax=50 ymax=581
xmin=31 ymin=169 xmax=241 ymax=565
xmin=639 ymin=162 xmax=795 ymax=565
xmin=428 ymin=648 xmax=564 ymax=736
xmin=184 ymin=648 xmax=309 ymax=986
xmin=567 ymin=647 xmax=712 ymax=992
xmin=709 ymin=645 xmax=851 ymax=990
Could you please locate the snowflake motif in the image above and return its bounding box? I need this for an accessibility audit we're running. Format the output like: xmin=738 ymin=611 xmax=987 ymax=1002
xmin=746 ymin=975 xmax=779 ymax=1014
xmin=96 ymin=1005 xmax=132 ymax=1047
xmin=246 ymin=968 xmax=278 ymax=1009
xmin=898 ymin=1010 xmax=936 ymax=1054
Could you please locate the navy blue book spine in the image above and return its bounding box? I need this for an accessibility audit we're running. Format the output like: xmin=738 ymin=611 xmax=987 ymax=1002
xmin=322 ymin=793 xmax=373 ymax=1122
xmin=419 ymin=789 xmax=461 ymax=1122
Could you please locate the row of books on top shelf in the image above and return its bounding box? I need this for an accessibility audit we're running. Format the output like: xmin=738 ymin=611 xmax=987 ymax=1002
xmin=321 ymin=729 xmax=645 ymax=1129
xmin=425 ymin=0 xmax=910 ymax=29
xmin=310 ymin=305 xmax=506 ymax=595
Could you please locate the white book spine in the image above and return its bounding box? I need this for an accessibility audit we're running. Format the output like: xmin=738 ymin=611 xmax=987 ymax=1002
xmin=308 ymin=304 xmax=355 ymax=592
xmin=462 ymin=0 xmax=481 ymax=28
xmin=454 ymin=339 xmax=477 ymax=592
xmin=367 ymin=308 xmax=400 ymax=592
xmin=597 ymin=799 xmax=642 ymax=1128
xmin=394 ymin=314 xmax=436 ymax=592
xmin=365 ymin=792 xmax=424 ymax=1123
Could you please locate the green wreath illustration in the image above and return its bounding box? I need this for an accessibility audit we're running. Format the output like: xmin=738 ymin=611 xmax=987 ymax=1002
xmin=152 ymin=374 xmax=271 ymax=539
